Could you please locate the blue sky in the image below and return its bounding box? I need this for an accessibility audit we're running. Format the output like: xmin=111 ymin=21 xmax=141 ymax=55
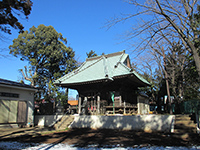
xmin=0 ymin=0 xmax=138 ymax=97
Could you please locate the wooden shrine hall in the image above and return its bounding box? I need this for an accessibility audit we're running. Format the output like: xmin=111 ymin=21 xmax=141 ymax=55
xmin=55 ymin=51 xmax=150 ymax=115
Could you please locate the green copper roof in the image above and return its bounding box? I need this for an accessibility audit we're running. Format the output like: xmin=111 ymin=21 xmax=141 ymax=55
xmin=54 ymin=51 xmax=150 ymax=86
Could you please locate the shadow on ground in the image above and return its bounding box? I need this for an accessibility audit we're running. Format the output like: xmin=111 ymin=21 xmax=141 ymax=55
xmin=0 ymin=128 xmax=200 ymax=148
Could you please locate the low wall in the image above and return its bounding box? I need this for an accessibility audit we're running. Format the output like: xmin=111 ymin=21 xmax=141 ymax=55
xmin=70 ymin=115 xmax=175 ymax=132
xmin=34 ymin=115 xmax=63 ymax=127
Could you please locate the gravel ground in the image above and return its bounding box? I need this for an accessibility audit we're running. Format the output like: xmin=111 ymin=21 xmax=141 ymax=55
xmin=0 ymin=128 xmax=200 ymax=150
xmin=0 ymin=141 xmax=200 ymax=150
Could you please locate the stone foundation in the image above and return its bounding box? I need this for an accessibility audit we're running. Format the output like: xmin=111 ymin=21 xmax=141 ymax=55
xmin=70 ymin=115 xmax=175 ymax=132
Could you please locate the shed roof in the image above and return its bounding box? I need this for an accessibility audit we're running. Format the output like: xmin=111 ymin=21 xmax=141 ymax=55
xmin=68 ymin=100 xmax=78 ymax=106
xmin=0 ymin=78 xmax=37 ymax=91
xmin=54 ymin=51 xmax=150 ymax=87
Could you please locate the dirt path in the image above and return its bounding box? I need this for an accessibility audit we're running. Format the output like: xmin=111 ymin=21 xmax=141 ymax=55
xmin=0 ymin=127 xmax=199 ymax=148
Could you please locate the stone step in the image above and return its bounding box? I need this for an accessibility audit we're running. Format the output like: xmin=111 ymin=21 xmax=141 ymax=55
xmin=174 ymin=114 xmax=197 ymax=134
xmin=54 ymin=115 xmax=74 ymax=130
xmin=175 ymin=121 xmax=196 ymax=127
xmin=174 ymin=129 xmax=196 ymax=133
xmin=59 ymin=117 xmax=74 ymax=129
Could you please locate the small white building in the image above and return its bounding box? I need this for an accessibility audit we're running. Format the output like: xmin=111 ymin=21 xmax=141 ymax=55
xmin=0 ymin=78 xmax=37 ymax=128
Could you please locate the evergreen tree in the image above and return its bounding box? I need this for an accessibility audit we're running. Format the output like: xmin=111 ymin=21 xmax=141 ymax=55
xmin=86 ymin=50 xmax=97 ymax=58
xmin=9 ymin=24 xmax=77 ymax=100
xmin=0 ymin=0 xmax=32 ymax=34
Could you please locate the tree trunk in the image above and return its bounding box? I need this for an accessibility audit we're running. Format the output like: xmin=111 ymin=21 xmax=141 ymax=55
xmin=190 ymin=45 xmax=200 ymax=81
xmin=171 ymin=51 xmax=176 ymax=99
xmin=162 ymin=48 xmax=173 ymax=114
xmin=165 ymin=74 xmax=172 ymax=114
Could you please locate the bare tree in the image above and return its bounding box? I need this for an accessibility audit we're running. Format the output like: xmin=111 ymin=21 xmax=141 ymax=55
xmin=107 ymin=0 xmax=200 ymax=80
xmin=148 ymin=40 xmax=173 ymax=114
xmin=19 ymin=66 xmax=36 ymax=86
xmin=131 ymin=51 xmax=158 ymax=102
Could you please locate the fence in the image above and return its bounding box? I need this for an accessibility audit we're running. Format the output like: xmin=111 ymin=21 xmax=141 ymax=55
xmin=179 ymin=99 xmax=200 ymax=114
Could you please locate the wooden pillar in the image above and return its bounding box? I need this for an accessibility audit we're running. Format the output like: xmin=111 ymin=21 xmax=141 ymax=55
xmin=137 ymin=96 xmax=140 ymax=115
xmin=123 ymin=92 xmax=127 ymax=114
xmin=97 ymin=95 xmax=100 ymax=114
xmin=124 ymin=100 xmax=126 ymax=114
xmin=78 ymin=97 xmax=82 ymax=114
xmin=83 ymin=96 xmax=88 ymax=115
xmin=119 ymin=95 xmax=122 ymax=106
xmin=84 ymin=96 xmax=88 ymax=108
xmin=94 ymin=99 xmax=96 ymax=113
xmin=91 ymin=98 xmax=94 ymax=113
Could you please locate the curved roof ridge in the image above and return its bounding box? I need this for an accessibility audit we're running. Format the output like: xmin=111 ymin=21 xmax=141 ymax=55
xmin=118 ymin=61 xmax=132 ymax=72
xmin=86 ymin=50 xmax=125 ymax=61
xmin=102 ymin=55 xmax=108 ymax=77
xmin=86 ymin=55 xmax=102 ymax=61
xmin=131 ymin=70 xmax=150 ymax=85
xmin=105 ymin=55 xmax=114 ymax=78
xmin=113 ymin=52 xmax=126 ymax=68
xmin=102 ymin=56 xmax=114 ymax=81
xmin=118 ymin=51 xmax=125 ymax=63
xmin=113 ymin=62 xmax=150 ymax=85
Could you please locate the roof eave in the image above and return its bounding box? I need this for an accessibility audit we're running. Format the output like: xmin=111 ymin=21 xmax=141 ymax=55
xmin=56 ymin=78 xmax=113 ymax=87
xmin=0 ymin=83 xmax=38 ymax=92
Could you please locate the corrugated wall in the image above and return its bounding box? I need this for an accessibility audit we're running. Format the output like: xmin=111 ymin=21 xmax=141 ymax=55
xmin=0 ymin=100 xmax=27 ymax=124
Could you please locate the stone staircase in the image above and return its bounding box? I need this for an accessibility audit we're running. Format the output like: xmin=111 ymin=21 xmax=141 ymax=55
xmin=174 ymin=114 xmax=196 ymax=133
xmin=54 ymin=115 xmax=74 ymax=130
xmin=174 ymin=114 xmax=198 ymax=139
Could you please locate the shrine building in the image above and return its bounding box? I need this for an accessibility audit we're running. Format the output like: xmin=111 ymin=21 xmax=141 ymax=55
xmin=54 ymin=51 xmax=150 ymax=115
